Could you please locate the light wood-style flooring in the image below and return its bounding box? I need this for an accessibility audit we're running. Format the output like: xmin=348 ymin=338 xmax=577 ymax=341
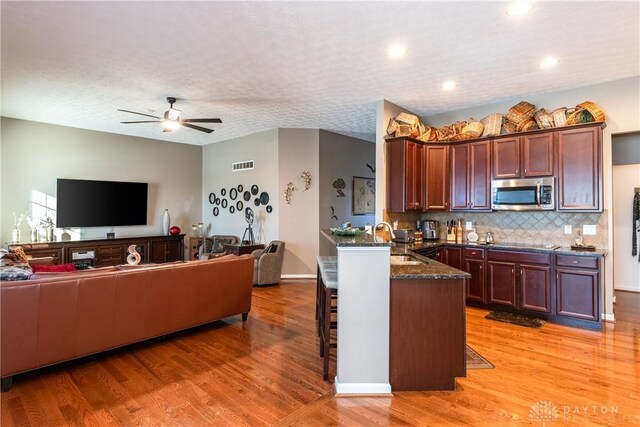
xmin=1 ymin=282 xmax=638 ymax=426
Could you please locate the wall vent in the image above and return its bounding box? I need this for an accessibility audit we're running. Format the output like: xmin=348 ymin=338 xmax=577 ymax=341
xmin=232 ymin=160 xmax=254 ymax=172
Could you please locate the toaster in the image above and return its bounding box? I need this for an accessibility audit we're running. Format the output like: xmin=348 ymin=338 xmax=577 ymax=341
xmin=393 ymin=229 xmax=415 ymax=243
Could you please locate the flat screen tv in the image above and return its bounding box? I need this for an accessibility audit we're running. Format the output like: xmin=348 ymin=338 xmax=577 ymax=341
xmin=56 ymin=179 xmax=148 ymax=228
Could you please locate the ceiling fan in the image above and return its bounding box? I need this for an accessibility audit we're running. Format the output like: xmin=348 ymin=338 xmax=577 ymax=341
xmin=117 ymin=97 xmax=222 ymax=134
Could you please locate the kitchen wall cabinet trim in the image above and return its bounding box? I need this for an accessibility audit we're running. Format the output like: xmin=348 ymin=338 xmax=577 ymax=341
xmin=424 ymin=144 xmax=450 ymax=211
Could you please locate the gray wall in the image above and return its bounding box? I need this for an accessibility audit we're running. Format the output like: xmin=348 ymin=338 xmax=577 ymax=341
xmin=1 ymin=117 xmax=202 ymax=250
xmin=319 ymin=130 xmax=375 ymax=230
xmin=201 ymin=129 xmax=279 ymax=245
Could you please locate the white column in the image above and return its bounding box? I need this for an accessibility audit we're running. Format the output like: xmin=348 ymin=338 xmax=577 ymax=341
xmin=334 ymin=245 xmax=391 ymax=395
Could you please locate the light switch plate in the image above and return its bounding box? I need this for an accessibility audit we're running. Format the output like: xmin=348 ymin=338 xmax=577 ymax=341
xmin=564 ymin=224 xmax=572 ymax=234
xmin=583 ymin=224 xmax=597 ymax=235
xmin=466 ymin=221 xmax=473 ymax=231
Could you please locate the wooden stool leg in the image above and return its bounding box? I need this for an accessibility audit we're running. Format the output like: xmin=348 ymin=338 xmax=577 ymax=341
xmin=319 ymin=283 xmax=326 ymax=357
xmin=322 ymin=288 xmax=332 ymax=380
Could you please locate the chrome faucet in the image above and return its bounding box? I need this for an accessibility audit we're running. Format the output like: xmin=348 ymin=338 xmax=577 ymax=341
xmin=374 ymin=221 xmax=396 ymax=243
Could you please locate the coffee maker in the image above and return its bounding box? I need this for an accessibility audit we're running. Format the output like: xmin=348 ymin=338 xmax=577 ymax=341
xmin=419 ymin=220 xmax=439 ymax=240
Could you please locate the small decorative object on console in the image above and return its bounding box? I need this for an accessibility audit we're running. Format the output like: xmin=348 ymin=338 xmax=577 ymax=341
xmin=126 ymin=245 xmax=141 ymax=265
xmin=169 ymin=226 xmax=181 ymax=235
xmin=162 ymin=209 xmax=170 ymax=235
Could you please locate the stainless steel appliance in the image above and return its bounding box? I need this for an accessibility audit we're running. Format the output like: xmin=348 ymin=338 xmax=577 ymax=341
xmin=393 ymin=229 xmax=415 ymax=243
xmin=420 ymin=220 xmax=439 ymax=240
xmin=491 ymin=177 xmax=555 ymax=211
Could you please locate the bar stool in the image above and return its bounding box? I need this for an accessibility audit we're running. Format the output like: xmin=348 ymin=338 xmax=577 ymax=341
xmin=316 ymin=256 xmax=337 ymax=322
xmin=316 ymin=256 xmax=338 ymax=380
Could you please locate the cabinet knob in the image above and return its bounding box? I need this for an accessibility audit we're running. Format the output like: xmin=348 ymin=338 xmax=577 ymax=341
xmin=512 ymin=268 xmax=515 ymax=274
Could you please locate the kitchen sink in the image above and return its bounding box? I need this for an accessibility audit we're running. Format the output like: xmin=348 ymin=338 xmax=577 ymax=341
xmin=390 ymin=255 xmax=423 ymax=266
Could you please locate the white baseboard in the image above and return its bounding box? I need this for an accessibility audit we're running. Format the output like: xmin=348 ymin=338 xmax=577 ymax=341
xmin=602 ymin=313 xmax=615 ymax=322
xmin=614 ymin=285 xmax=640 ymax=293
xmin=334 ymin=377 xmax=392 ymax=395
xmin=280 ymin=274 xmax=316 ymax=280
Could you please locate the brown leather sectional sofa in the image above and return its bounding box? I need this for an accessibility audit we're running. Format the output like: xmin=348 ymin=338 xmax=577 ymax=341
xmin=1 ymin=255 xmax=254 ymax=391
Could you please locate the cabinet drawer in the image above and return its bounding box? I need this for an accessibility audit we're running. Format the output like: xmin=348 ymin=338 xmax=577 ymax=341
xmin=464 ymin=248 xmax=485 ymax=260
xmin=97 ymin=245 xmax=123 ymax=256
xmin=488 ymin=250 xmax=550 ymax=265
xmin=556 ymin=255 xmax=599 ymax=270
xmin=25 ymin=248 xmax=64 ymax=263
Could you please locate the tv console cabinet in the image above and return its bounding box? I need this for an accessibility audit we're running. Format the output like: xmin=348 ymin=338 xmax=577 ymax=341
xmin=8 ymin=234 xmax=185 ymax=267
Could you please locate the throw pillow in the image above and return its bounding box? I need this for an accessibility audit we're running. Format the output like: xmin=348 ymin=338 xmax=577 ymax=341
xmin=0 ymin=263 xmax=32 ymax=281
xmin=31 ymin=263 xmax=76 ymax=273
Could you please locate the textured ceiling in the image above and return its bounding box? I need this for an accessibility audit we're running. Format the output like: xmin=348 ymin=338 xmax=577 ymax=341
xmin=1 ymin=1 xmax=638 ymax=146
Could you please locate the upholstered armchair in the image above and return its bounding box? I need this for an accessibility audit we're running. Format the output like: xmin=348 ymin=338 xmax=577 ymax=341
xmin=251 ymin=240 xmax=285 ymax=286
xmin=199 ymin=235 xmax=240 ymax=259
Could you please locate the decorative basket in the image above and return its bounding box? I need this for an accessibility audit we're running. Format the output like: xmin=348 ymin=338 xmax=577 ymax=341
xmin=395 ymin=112 xmax=419 ymax=127
xmin=551 ymin=108 xmax=567 ymax=127
xmin=506 ymin=101 xmax=535 ymax=125
xmin=449 ymin=133 xmax=475 ymax=142
xmin=452 ymin=121 xmax=467 ymax=135
xmin=533 ymin=109 xmax=554 ymax=128
xmin=517 ymin=119 xmax=539 ymax=132
xmin=565 ymin=109 xmax=594 ymax=125
xmin=503 ymin=120 xmax=518 ymax=134
xmin=462 ymin=121 xmax=484 ymax=138
xmin=386 ymin=118 xmax=399 ymax=136
xmin=481 ymin=114 xmax=503 ymax=137
xmin=577 ymin=101 xmax=605 ymax=122
xmin=395 ymin=124 xmax=413 ymax=137
xmin=417 ymin=126 xmax=432 ymax=142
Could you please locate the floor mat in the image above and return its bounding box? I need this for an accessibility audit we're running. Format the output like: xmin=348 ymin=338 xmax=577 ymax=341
xmin=466 ymin=345 xmax=494 ymax=369
xmin=485 ymin=311 xmax=545 ymax=328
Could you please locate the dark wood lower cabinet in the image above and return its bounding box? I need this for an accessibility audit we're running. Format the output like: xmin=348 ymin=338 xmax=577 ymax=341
xmin=520 ymin=264 xmax=551 ymax=313
xmin=150 ymin=239 xmax=183 ymax=263
xmin=487 ymin=261 xmax=517 ymax=307
xmin=556 ymin=267 xmax=599 ymax=321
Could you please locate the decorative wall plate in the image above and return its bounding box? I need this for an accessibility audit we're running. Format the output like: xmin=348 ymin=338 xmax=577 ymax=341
xmin=260 ymin=192 xmax=270 ymax=205
xmin=221 ymin=188 xmax=226 ymax=196
xmin=243 ymin=191 xmax=251 ymax=201
xmin=236 ymin=201 xmax=243 ymax=211
xmin=213 ymin=207 xmax=219 ymax=216
xmin=237 ymin=184 xmax=243 ymax=192
xmin=230 ymin=188 xmax=238 ymax=200
xmin=221 ymin=199 xmax=228 ymax=208
xmin=254 ymin=198 xmax=260 ymax=206
xmin=215 ymin=197 xmax=220 ymax=205
xmin=251 ymin=185 xmax=259 ymax=195
xmin=209 ymin=192 xmax=216 ymax=204
xmin=266 ymin=205 xmax=273 ymax=213
xmin=229 ymin=206 xmax=235 ymax=214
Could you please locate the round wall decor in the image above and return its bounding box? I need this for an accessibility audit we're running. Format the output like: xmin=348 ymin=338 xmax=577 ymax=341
xmin=230 ymin=188 xmax=238 ymax=200
xmin=237 ymin=184 xmax=244 ymax=192
xmin=230 ymin=206 xmax=235 ymax=214
xmin=213 ymin=207 xmax=219 ymax=216
xmin=221 ymin=199 xmax=228 ymax=208
xmin=254 ymin=198 xmax=260 ymax=206
xmin=221 ymin=188 xmax=226 ymax=196
xmin=251 ymin=185 xmax=259 ymax=195
xmin=236 ymin=201 xmax=243 ymax=211
xmin=209 ymin=192 xmax=216 ymax=204
xmin=266 ymin=205 xmax=273 ymax=213
xmin=243 ymin=191 xmax=251 ymax=201
xmin=260 ymin=192 xmax=270 ymax=205
xmin=215 ymin=197 xmax=221 ymax=205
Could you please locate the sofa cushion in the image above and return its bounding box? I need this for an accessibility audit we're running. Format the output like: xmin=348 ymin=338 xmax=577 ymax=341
xmin=0 ymin=263 xmax=32 ymax=281
xmin=31 ymin=263 xmax=76 ymax=273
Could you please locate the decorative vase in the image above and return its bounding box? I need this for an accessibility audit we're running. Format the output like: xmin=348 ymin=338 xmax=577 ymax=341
xmin=30 ymin=228 xmax=38 ymax=242
xmin=11 ymin=228 xmax=20 ymax=243
xmin=46 ymin=227 xmax=54 ymax=242
xmin=162 ymin=209 xmax=170 ymax=235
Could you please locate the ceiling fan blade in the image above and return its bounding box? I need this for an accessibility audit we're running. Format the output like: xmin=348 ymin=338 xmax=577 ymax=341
xmin=117 ymin=109 xmax=161 ymax=119
xmin=120 ymin=120 xmax=161 ymax=124
xmin=181 ymin=123 xmax=214 ymax=134
xmin=180 ymin=118 xmax=222 ymax=123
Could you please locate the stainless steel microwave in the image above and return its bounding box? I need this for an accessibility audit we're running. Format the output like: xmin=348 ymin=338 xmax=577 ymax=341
xmin=491 ymin=177 xmax=555 ymax=211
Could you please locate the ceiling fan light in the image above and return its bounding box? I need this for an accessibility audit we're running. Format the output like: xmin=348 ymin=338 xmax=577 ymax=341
xmin=163 ymin=120 xmax=181 ymax=131
xmin=167 ymin=108 xmax=181 ymax=120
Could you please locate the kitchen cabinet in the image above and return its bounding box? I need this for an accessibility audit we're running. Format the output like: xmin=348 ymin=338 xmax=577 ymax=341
xmin=487 ymin=250 xmax=551 ymax=312
xmin=424 ymin=144 xmax=449 ymax=211
xmin=492 ymin=134 xmax=554 ymax=179
xmin=450 ymin=141 xmax=491 ymax=211
xmin=463 ymin=248 xmax=486 ymax=303
xmin=440 ymin=246 xmax=462 ymax=270
xmin=555 ymin=255 xmax=600 ymax=321
xmin=150 ymin=239 xmax=183 ymax=263
xmin=557 ymin=126 xmax=602 ymax=211
xmin=386 ymin=137 xmax=424 ymax=212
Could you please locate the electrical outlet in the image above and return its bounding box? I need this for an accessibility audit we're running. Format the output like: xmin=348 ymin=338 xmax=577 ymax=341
xmin=583 ymin=224 xmax=597 ymax=235
xmin=564 ymin=224 xmax=572 ymax=234
xmin=466 ymin=221 xmax=473 ymax=231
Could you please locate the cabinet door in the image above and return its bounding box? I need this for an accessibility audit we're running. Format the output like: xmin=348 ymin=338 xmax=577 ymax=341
xmin=487 ymin=261 xmax=517 ymax=307
xmin=492 ymin=137 xmax=520 ymax=179
xmin=405 ymin=141 xmax=424 ymax=211
xmin=166 ymin=239 xmax=182 ymax=262
xmin=464 ymin=258 xmax=486 ymax=302
xmin=469 ymin=141 xmax=491 ymax=210
xmin=519 ymin=263 xmax=551 ymax=313
xmin=556 ymin=268 xmax=599 ymax=321
xmin=523 ymin=133 xmax=553 ymax=177
xmin=557 ymin=127 xmax=602 ymax=211
xmin=443 ymin=247 xmax=463 ymax=270
xmin=150 ymin=241 xmax=168 ymax=263
xmin=424 ymin=144 xmax=449 ymax=211
xmin=450 ymin=144 xmax=469 ymax=210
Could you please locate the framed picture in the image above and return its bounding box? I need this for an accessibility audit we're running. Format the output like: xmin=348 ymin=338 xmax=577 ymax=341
xmin=352 ymin=176 xmax=375 ymax=215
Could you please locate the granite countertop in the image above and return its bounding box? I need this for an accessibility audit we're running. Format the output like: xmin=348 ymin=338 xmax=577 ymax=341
xmin=401 ymin=240 xmax=608 ymax=257
xmin=320 ymin=229 xmax=393 ymax=247
xmin=389 ymin=250 xmax=470 ymax=280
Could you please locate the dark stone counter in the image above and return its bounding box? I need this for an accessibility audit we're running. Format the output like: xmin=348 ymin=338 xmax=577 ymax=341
xmin=399 ymin=240 xmax=608 ymax=257
xmin=320 ymin=229 xmax=393 ymax=247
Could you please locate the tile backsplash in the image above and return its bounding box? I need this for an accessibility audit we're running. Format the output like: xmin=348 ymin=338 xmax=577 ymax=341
xmin=386 ymin=210 xmax=608 ymax=248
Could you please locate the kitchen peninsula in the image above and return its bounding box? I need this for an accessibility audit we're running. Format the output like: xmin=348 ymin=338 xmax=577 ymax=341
xmin=320 ymin=229 xmax=470 ymax=394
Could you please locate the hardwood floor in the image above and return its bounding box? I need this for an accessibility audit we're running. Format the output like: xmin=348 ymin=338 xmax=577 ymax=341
xmin=2 ymin=281 xmax=639 ymax=426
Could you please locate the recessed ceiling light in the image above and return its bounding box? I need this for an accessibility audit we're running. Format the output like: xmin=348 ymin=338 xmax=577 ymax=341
xmin=388 ymin=44 xmax=407 ymax=59
xmin=508 ymin=1 xmax=533 ymax=16
xmin=442 ymin=81 xmax=456 ymax=92
xmin=539 ymin=56 xmax=558 ymax=69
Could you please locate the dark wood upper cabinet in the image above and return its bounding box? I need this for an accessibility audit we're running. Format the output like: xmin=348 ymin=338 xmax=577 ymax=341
xmin=557 ymin=126 xmax=602 ymax=211
xmin=493 ymin=134 xmax=553 ymax=179
xmin=450 ymin=141 xmax=491 ymax=211
xmin=424 ymin=144 xmax=449 ymax=211
xmin=386 ymin=138 xmax=424 ymax=212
